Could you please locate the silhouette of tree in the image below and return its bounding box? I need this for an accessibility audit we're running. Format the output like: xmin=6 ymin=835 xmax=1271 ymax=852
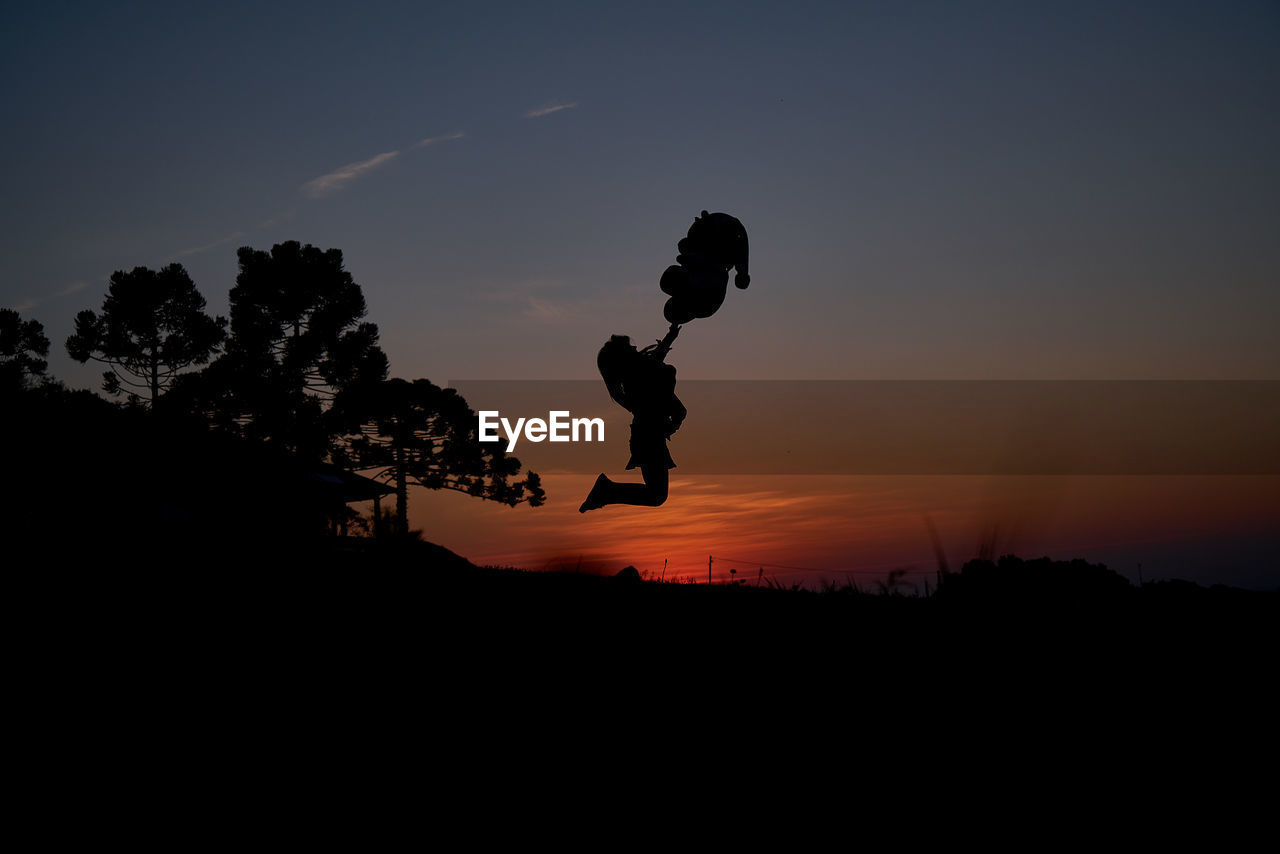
xmin=0 ymin=308 xmax=50 ymax=392
xmin=208 ymin=241 xmax=389 ymax=461
xmin=334 ymin=378 xmax=544 ymax=535
xmin=65 ymin=264 xmax=226 ymax=404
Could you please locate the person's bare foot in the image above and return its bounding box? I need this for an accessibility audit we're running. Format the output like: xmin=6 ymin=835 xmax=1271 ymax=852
xmin=578 ymin=473 xmax=609 ymax=513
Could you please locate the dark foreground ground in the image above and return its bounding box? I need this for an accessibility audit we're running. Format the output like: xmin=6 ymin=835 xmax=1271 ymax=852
xmin=16 ymin=535 xmax=1273 ymax=664
xmin=7 ymin=533 xmax=1275 ymax=790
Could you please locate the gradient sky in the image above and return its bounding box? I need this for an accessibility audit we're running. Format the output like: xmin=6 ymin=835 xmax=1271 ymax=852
xmin=4 ymin=2 xmax=1277 ymax=586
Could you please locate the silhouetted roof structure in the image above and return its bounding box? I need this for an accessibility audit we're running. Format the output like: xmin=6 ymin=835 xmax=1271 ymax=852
xmin=307 ymin=464 xmax=394 ymax=503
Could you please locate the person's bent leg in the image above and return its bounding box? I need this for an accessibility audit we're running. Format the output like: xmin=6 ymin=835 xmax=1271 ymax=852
xmin=580 ymin=464 xmax=669 ymax=510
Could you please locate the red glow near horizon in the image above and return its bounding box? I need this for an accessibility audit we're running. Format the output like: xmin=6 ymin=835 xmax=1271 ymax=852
xmin=382 ymin=473 xmax=1280 ymax=589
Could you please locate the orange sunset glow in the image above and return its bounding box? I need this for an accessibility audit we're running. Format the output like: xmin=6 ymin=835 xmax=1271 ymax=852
xmin=394 ymin=473 xmax=1280 ymax=589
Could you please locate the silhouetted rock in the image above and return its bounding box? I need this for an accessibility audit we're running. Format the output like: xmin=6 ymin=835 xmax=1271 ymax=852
xmin=615 ymin=566 xmax=642 ymax=583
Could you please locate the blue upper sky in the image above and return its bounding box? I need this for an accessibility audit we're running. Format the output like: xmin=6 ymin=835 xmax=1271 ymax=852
xmin=4 ymin=0 xmax=1278 ymax=388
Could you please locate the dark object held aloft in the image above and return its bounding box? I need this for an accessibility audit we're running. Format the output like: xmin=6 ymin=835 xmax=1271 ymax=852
xmin=659 ymin=211 xmax=750 ymax=325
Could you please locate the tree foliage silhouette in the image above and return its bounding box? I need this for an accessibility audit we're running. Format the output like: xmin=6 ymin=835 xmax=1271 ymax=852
xmin=0 ymin=308 xmax=50 ymax=392
xmin=209 ymin=241 xmax=389 ymax=461
xmin=65 ymin=264 xmax=226 ymax=404
xmin=334 ymin=378 xmax=545 ymax=534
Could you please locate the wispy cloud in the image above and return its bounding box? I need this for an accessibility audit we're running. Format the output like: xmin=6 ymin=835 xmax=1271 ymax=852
xmin=301 ymin=151 xmax=400 ymax=198
xmin=9 ymin=281 xmax=91 ymax=312
xmin=483 ymin=279 xmax=590 ymax=324
xmin=413 ymin=131 xmax=466 ymax=148
xmin=260 ymin=209 xmax=296 ymax=229
xmin=522 ymin=296 xmax=582 ymax=323
xmin=55 ymin=281 xmax=89 ymax=297
xmin=524 ymin=102 xmax=579 ymax=119
xmin=170 ymin=231 xmax=247 ymax=259
xmin=482 ymin=278 xmax=657 ymax=327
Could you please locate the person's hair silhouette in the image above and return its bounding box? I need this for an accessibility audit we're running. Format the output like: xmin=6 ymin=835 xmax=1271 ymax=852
xmin=579 ymin=333 xmax=686 ymax=512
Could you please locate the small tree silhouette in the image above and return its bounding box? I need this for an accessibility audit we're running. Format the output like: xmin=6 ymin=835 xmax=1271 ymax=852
xmin=334 ymin=378 xmax=545 ymax=535
xmin=0 ymin=308 xmax=50 ymax=392
xmin=65 ymin=264 xmax=226 ymax=404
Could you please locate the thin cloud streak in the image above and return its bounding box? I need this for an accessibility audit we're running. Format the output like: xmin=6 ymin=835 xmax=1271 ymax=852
xmin=524 ymin=102 xmax=578 ymax=118
xmin=260 ymin=209 xmax=296 ymax=229
xmin=10 ymin=280 xmax=92 ymax=312
xmin=170 ymin=231 xmax=247 ymax=259
xmin=413 ymin=131 xmax=465 ymax=148
xmin=523 ymin=296 xmax=582 ymax=323
xmin=302 ymin=151 xmax=400 ymax=197
xmin=55 ymin=281 xmax=89 ymax=297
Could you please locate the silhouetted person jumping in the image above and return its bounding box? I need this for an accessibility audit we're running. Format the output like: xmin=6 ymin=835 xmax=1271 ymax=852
xmin=579 ymin=328 xmax=686 ymax=512
xmin=660 ymin=210 xmax=750 ymax=325
xmin=579 ymin=210 xmax=749 ymax=512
